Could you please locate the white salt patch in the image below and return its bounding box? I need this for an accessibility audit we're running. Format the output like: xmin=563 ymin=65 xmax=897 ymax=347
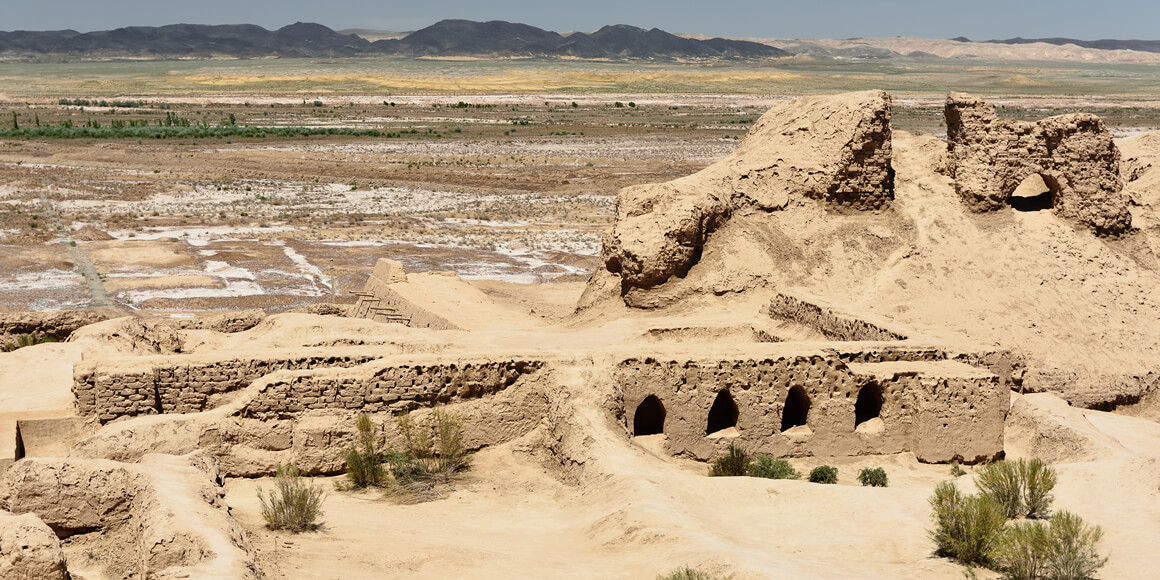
xmin=122 ymin=280 xmax=264 ymax=305
xmin=205 ymin=260 xmax=255 ymax=280
xmin=273 ymin=242 xmax=331 ymax=290
xmin=107 ymin=225 xmax=295 ymax=241
xmin=0 ymin=269 xmax=85 ymax=291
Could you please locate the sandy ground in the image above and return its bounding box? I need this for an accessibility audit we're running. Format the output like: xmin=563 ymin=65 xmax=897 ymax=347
xmin=5 ymin=92 xmax=1160 ymax=579
xmin=220 ymin=392 xmax=1160 ymax=580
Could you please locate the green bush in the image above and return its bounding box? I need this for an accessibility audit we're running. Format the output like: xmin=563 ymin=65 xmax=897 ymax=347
xmin=258 ymin=464 xmax=325 ymax=533
xmin=747 ymin=455 xmax=799 ymax=480
xmin=385 ymin=408 xmax=471 ymax=499
xmin=708 ymin=443 xmax=750 ymax=477
xmin=929 ymin=481 xmax=1007 ymax=565
xmin=2 ymin=333 xmax=57 ymax=352
xmin=976 ymin=460 xmax=1024 ymax=518
xmin=808 ymin=465 xmax=838 ymax=484
xmin=1020 ymin=458 xmax=1057 ymax=519
xmin=976 ymin=458 xmax=1057 ymax=519
xmin=344 ymin=413 xmax=386 ymax=488
xmin=857 ymin=467 xmax=888 ymax=487
xmin=1044 ymin=511 xmax=1107 ymax=580
xmin=990 ymin=510 xmax=1107 ymax=580
xmin=656 ymin=566 xmax=719 ymax=580
xmin=994 ymin=520 xmax=1050 ymax=580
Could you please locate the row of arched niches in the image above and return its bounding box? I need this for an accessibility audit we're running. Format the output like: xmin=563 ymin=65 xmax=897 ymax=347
xmin=632 ymin=383 xmax=886 ymax=437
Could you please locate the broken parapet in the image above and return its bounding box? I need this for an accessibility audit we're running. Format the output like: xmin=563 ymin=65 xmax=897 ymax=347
xmin=767 ymin=291 xmax=908 ymax=342
xmin=944 ymin=92 xmax=1131 ymax=235
xmin=73 ymin=351 xmax=378 ymax=422
xmin=602 ymin=90 xmax=895 ymax=291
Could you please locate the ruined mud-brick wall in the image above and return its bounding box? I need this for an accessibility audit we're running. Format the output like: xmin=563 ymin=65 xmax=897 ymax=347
xmin=73 ymin=354 xmax=378 ymax=423
xmin=944 ymin=92 xmax=1131 ymax=235
xmin=242 ymin=360 xmax=544 ymax=420
xmin=616 ymin=356 xmax=1005 ymax=463
xmin=602 ymin=90 xmax=896 ymax=292
xmin=767 ymin=293 xmax=907 ymax=342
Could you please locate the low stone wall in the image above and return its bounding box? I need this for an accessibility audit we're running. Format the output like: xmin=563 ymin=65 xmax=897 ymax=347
xmin=616 ymin=355 xmax=1004 ymax=464
xmin=73 ymin=353 xmax=378 ymax=423
xmin=768 ymin=293 xmax=907 ymax=342
xmin=242 ymin=359 xmax=544 ymax=420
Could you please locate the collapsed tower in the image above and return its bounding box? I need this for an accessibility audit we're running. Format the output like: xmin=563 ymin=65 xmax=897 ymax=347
xmin=601 ymin=90 xmax=895 ymax=292
xmin=944 ymin=92 xmax=1131 ymax=235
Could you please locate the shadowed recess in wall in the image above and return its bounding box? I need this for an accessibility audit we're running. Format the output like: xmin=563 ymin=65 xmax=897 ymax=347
xmin=854 ymin=384 xmax=884 ymax=427
xmin=706 ymin=390 xmax=739 ymax=435
xmin=782 ymin=386 xmax=810 ymax=432
xmin=634 ymin=395 xmax=666 ymax=436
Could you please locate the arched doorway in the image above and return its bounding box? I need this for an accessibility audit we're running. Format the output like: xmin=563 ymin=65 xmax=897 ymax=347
xmin=781 ymin=386 xmax=810 ymax=432
xmin=855 ymin=384 xmax=884 ymax=427
xmin=706 ymin=390 xmax=739 ymax=435
xmin=1008 ymin=174 xmax=1055 ymax=212
xmin=633 ymin=395 xmax=666 ymax=436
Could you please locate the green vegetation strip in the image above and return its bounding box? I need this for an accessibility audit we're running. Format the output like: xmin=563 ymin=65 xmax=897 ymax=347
xmin=0 ymin=125 xmax=390 ymax=139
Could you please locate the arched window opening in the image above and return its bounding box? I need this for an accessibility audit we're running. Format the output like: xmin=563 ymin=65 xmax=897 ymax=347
xmin=855 ymin=384 xmax=884 ymax=427
xmin=633 ymin=395 xmax=666 ymax=436
xmin=1008 ymin=174 xmax=1054 ymax=212
xmin=706 ymin=390 xmax=739 ymax=435
xmin=781 ymin=386 xmax=810 ymax=432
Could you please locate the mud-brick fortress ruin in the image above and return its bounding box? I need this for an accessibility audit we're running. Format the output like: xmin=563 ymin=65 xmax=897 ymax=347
xmin=1 ymin=89 xmax=1137 ymax=578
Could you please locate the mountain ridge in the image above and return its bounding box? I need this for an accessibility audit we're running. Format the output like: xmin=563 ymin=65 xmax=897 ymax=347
xmin=0 ymin=19 xmax=787 ymax=60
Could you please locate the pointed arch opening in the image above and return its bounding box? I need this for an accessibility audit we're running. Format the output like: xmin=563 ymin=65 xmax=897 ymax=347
xmin=855 ymin=384 xmax=884 ymax=427
xmin=706 ymin=390 xmax=739 ymax=435
xmin=633 ymin=395 xmax=666 ymax=436
xmin=781 ymin=386 xmax=810 ymax=432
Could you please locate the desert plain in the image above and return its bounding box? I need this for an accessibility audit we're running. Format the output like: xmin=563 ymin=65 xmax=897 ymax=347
xmin=2 ymin=47 xmax=1160 ymax=580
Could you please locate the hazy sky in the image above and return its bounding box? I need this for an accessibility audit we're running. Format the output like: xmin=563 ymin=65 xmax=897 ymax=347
xmin=5 ymin=0 xmax=1158 ymax=40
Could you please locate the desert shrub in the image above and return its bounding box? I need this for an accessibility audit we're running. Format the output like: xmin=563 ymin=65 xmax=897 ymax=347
xmin=258 ymin=464 xmax=325 ymax=533
xmin=993 ymin=520 xmax=1050 ymax=580
xmin=343 ymin=413 xmax=385 ymax=488
xmin=656 ymin=566 xmax=719 ymax=580
xmin=950 ymin=461 xmax=967 ymax=477
xmin=748 ymin=455 xmax=799 ymax=480
xmin=976 ymin=460 xmax=1024 ymax=518
xmin=2 ymin=333 xmax=57 ymax=352
xmin=976 ymin=458 xmax=1057 ymax=519
xmin=1020 ymin=458 xmax=1056 ymax=519
xmin=808 ymin=465 xmax=838 ymax=484
xmin=385 ymin=408 xmax=471 ymax=499
xmin=857 ymin=467 xmax=888 ymax=487
xmin=708 ymin=443 xmax=750 ymax=477
xmin=991 ymin=511 xmax=1107 ymax=580
xmin=1043 ymin=511 xmax=1107 ymax=580
xmin=929 ymin=481 xmax=1007 ymax=565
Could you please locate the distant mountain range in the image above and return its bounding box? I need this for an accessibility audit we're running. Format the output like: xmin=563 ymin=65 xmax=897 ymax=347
xmin=0 ymin=19 xmax=788 ymax=60
xmin=961 ymin=36 xmax=1160 ymax=53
